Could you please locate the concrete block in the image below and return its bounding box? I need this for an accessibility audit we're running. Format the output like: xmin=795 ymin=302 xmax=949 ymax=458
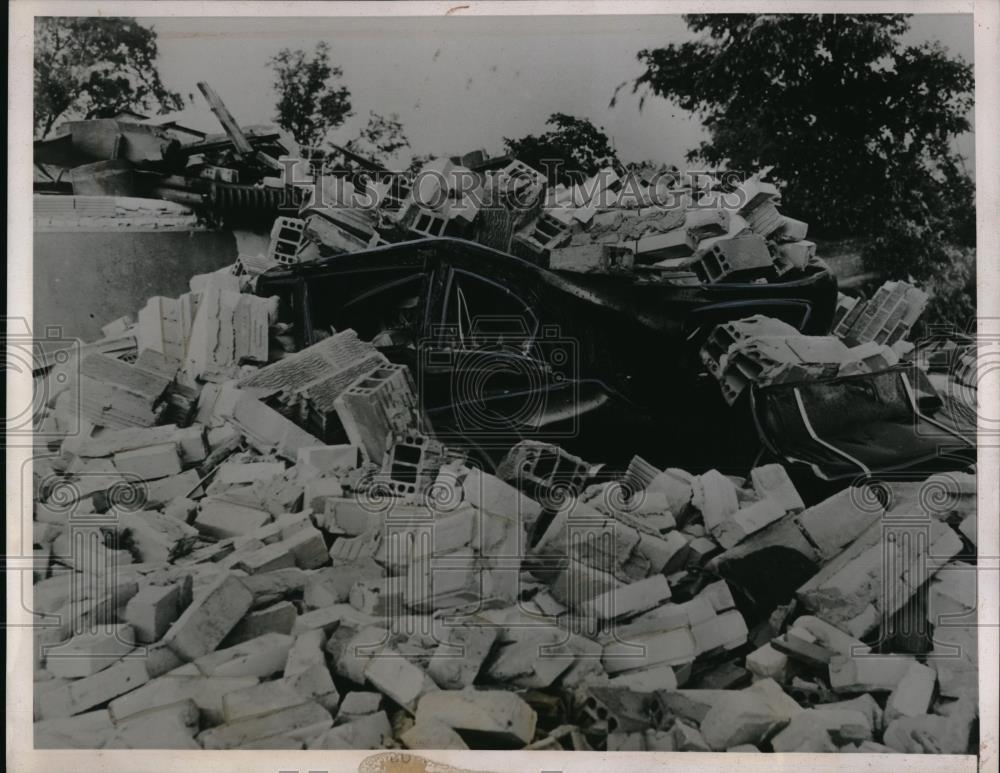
xmin=296 ymin=444 xmax=359 ymax=477
xmin=416 ymin=690 xmax=537 ymax=746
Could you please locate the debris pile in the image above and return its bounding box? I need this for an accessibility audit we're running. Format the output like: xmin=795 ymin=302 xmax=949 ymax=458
xmin=31 ymin=96 xmax=977 ymax=753
xmin=30 ymin=255 xmax=978 ymax=752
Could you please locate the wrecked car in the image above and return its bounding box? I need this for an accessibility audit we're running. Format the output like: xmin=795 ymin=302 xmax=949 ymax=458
xmin=255 ymin=238 xmax=839 ymax=472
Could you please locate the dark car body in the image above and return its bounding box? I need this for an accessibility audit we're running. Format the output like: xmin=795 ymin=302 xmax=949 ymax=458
xmin=256 ymin=237 xmax=843 ymax=475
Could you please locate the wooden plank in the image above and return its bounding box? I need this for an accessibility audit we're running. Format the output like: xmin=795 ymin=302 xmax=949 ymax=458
xmin=197 ymin=81 xmax=254 ymax=156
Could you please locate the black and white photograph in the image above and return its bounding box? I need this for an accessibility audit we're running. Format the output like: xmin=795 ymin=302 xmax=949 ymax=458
xmin=6 ymin=2 xmax=998 ymax=771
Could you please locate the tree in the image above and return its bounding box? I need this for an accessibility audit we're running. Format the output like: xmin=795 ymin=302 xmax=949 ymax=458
xmin=621 ymin=14 xmax=975 ymax=321
xmin=34 ymin=18 xmax=183 ymax=138
xmin=346 ymin=111 xmax=410 ymax=167
xmin=504 ymin=113 xmax=619 ymax=185
xmin=268 ymin=42 xmax=352 ymax=149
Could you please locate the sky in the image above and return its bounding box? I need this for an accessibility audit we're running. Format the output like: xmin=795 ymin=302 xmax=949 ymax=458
xmin=142 ymin=14 xmax=975 ymax=170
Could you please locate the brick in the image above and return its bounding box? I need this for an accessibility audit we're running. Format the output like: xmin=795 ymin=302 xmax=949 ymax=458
xmin=608 ymin=664 xmax=678 ymax=692
xmin=603 ymin=627 xmax=697 ymax=673
xmin=797 ymin=518 xmax=962 ymax=637
xmin=549 ymin=243 xmax=635 ymax=274
xmin=162 ymin=574 xmax=253 ymax=661
xmin=699 ymin=678 xmax=802 ymax=750
xmin=284 ymin=629 xmax=326 ymax=678
xmin=885 ymin=661 xmax=936 ymax=722
xmin=746 ymin=643 xmax=791 ymax=682
xmin=364 ymin=650 xmax=439 ymax=713
xmin=226 ymin=600 xmax=298 ymax=644
xmin=193 ymin=632 xmax=295 ymax=678
xmin=233 ymin=542 xmax=296 ymax=574
xmin=195 ymin=498 xmax=272 ymax=540
xmin=426 ymin=622 xmax=499 ymax=689
xmin=36 ymin=658 xmax=150 ymax=720
xmin=307 ymin=710 xmax=391 ymax=749
xmin=694 ymin=470 xmax=738 ymax=530
xmin=401 ymin=718 xmax=470 ymax=749
xmin=583 ymin=574 xmax=671 ymax=622
xmin=416 ymin=690 xmax=537 ymax=746
xmin=34 ymin=709 xmax=115 ymax=749
xmin=108 ymin=674 xmax=258 ymax=726
xmin=44 ymin=624 xmax=137 ymax=678
xmin=198 ymin=700 xmax=333 ymax=749
xmin=828 ymin=654 xmax=915 ymax=693
xmin=463 ymin=467 xmax=542 ymax=526
xmin=112 ymin=443 xmax=182 ymax=480
xmin=338 ymin=691 xmax=382 ymax=718
xmin=692 ymin=609 xmax=749 ymax=654
xmin=296 ymin=444 xmax=359 ymax=477
xmin=771 ymin=708 xmax=870 ymax=752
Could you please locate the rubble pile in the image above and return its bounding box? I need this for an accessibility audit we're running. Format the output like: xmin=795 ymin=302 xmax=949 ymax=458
xmin=31 ymin=95 xmax=977 ymax=752
xmin=30 ymin=256 xmax=978 ymax=752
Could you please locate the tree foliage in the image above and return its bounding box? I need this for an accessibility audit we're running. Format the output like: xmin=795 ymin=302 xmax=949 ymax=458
xmin=34 ymin=17 xmax=183 ymax=138
xmin=346 ymin=111 xmax=411 ymax=166
xmin=268 ymin=42 xmax=352 ymax=149
xmin=623 ymin=14 xmax=975 ymax=322
xmin=622 ymin=15 xmax=973 ymax=239
xmin=504 ymin=113 xmax=619 ymax=185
